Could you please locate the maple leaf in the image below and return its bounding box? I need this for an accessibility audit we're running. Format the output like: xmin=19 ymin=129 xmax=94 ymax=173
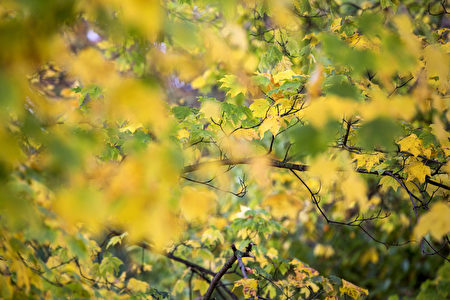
xmin=379 ymin=176 xmax=401 ymax=193
xmin=200 ymin=100 xmax=221 ymax=119
xmin=397 ymin=134 xmax=422 ymax=156
xmin=272 ymin=69 xmax=297 ymax=84
xmin=127 ymin=278 xmax=149 ymax=293
xmin=179 ymin=186 xmax=217 ymax=222
xmin=414 ymin=202 xmax=450 ymax=241
xmin=233 ymin=278 xmax=258 ymax=299
xmin=249 ymin=98 xmax=270 ymax=118
xmin=340 ymin=279 xmax=369 ymax=299
xmin=258 ymin=115 xmax=281 ymax=138
xmin=355 ymin=153 xmax=384 ymax=171
xmin=405 ymin=160 xmax=431 ymax=183
xmin=219 ymin=74 xmax=247 ymax=97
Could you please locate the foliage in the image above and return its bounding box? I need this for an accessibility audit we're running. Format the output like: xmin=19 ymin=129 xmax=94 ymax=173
xmin=0 ymin=0 xmax=449 ymax=299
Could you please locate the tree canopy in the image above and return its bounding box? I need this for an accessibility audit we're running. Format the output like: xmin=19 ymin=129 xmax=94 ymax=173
xmin=0 ymin=0 xmax=449 ymax=299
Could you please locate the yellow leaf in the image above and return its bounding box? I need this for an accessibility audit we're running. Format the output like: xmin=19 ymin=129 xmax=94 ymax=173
xmin=179 ymin=186 xmax=217 ymax=222
xmin=219 ymin=74 xmax=247 ymax=97
xmin=313 ymin=244 xmax=335 ymax=258
xmin=340 ymin=172 xmax=368 ymax=210
xmin=359 ymin=247 xmax=379 ymax=265
xmin=258 ymin=115 xmax=281 ymax=138
xmin=192 ymin=70 xmax=212 ymax=89
xmin=46 ymin=256 xmax=62 ymax=269
xmin=249 ymin=98 xmax=270 ymax=118
xmin=424 ymin=44 xmax=449 ymax=93
xmin=221 ymin=24 xmax=248 ymax=50
xmin=127 ymin=278 xmax=149 ymax=293
xmin=177 ymin=128 xmax=190 ymax=140
xmin=192 ymin=279 xmax=209 ymax=294
xmin=201 ymin=228 xmax=225 ymax=245
xmin=108 ymin=79 xmax=168 ymax=130
xmin=118 ymin=0 xmax=162 ymax=40
xmin=307 ymin=64 xmax=323 ymax=98
xmin=354 ymin=153 xmax=384 ymax=171
xmin=272 ymin=70 xmax=296 ymax=84
xmin=68 ymin=48 xmax=118 ymax=87
xmin=379 ymin=176 xmax=401 ymax=193
xmin=233 ymin=278 xmax=258 ymax=299
xmin=191 ymin=75 xmax=207 ymax=89
xmin=414 ymin=202 xmax=450 ymax=241
xmin=263 ymin=192 xmax=303 ymax=219
xmin=309 ymin=155 xmax=339 ymax=186
xmin=290 ymin=259 xmax=319 ymax=277
xmin=405 ymin=160 xmax=431 ymax=183
xmin=339 ymin=279 xmax=369 ymax=300
xmin=200 ymin=101 xmax=221 ymax=120
xmin=119 ymin=122 xmax=143 ymax=133
xmin=397 ymin=134 xmax=422 ymax=157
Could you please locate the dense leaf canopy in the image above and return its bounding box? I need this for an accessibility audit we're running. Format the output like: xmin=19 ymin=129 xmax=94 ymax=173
xmin=0 ymin=0 xmax=449 ymax=299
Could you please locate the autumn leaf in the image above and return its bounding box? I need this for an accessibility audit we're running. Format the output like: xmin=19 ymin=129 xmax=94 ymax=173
xmin=219 ymin=74 xmax=247 ymax=97
xmin=249 ymin=98 xmax=270 ymax=118
xmin=127 ymin=278 xmax=149 ymax=293
xmin=379 ymin=176 xmax=401 ymax=193
xmin=414 ymin=202 xmax=450 ymax=241
xmin=179 ymin=186 xmax=217 ymax=222
xmin=258 ymin=115 xmax=281 ymax=138
xmin=405 ymin=159 xmax=431 ymax=183
xmin=397 ymin=134 xmax=423 ymax=157
xmin=200 ymin=100 xmax=222 ymax=120
xmin=233 ymin=278 xmax=258 ymax=299
xmin=339 ymin=279 xmax=369 ymax=299
xmin=354 ymin=153 xmax=384 ymax=171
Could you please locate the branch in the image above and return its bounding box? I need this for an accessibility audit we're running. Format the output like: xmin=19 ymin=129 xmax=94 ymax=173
xmin=165 ymin=252 xmax=215 ymax=276
xmin=203 ymin=243 xmax=254 ymax=300
xmin=183 ymin=158 xmax=307 ymax=173
xmin=289 ymin=169 xmax=410 ymax=248
xmin=181 ymin=175 xmax=247 ymax=197
xmin=164 ymin=250 xmax=238 ymax=300
xmin=183 ymin=157 xmax=450 ymax=191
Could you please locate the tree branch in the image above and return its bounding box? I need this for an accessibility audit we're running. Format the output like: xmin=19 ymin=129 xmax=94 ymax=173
xmin=203 ymin=243 xmax=253 ymax=300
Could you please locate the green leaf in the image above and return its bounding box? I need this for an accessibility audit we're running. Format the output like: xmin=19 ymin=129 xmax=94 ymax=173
xmin=357 ymin=118 xmax=403 ymax=151
xmin=172 ymin=106 xmax=192 ymax=120
xmin=106 ymin=232 xmax=128 ymax=249
xmin=290 ymin=122 xmax=340 ymax=157
xmin=323 ymin=75 xmax=362 ymax=100
xmin=100 ymin=254 xmax=123 ymax=277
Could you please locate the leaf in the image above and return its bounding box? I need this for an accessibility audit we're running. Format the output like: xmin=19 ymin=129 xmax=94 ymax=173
xmin=405 ymin=160 xmax=431 ymax=183
xmin=106 ymin=232 xmax=128 ymax=249
xmin=272 ymin=70 xmax=296 ymax=84
xmin=291 ymin=121 xmax=340 ymax=157
xmin=192 ymin=279 xmax=209 ymax=294
xmin=323 ymin=75 xmax=361 ymax=100
xmin=99 ymin=254 xmax=123 ymax=277
xmin=379 ymin=176 xmax=401 ymax=193
xmin=355 ymin=153 xmax=384 ymax=171
xmin=219 ymin=74 xmax=247 ymax=97
xmin=357 ymin=118 xmax=403 ymax=151
xmin=258 ymin=115 xmax=281 ymax=138
xmin=201 ymin=228 xmax=225 ymax=245
xmin=233 ymin=278 xmax=258 ymax=299
xmin=200 ymin=100 xmax=221 ymax=120
xmin=249 ymin=98 xmax=270 ymax=118
xmin=128 ymin=278 xmax=149 ymax=293
xmin=307 ymin=64 xmax=323 ymax=98
xmin=414 ymin=202 xmax=450 ymax=241
xmin=339 ymin=279 xmax=369 ymax=299
xmin=179 ymin=186 xmax=217 ymax=222
xmin=172 ymin=106 xmax=191 ymax=120
xmin=397 ymin=134 xmax=422 ymax=157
